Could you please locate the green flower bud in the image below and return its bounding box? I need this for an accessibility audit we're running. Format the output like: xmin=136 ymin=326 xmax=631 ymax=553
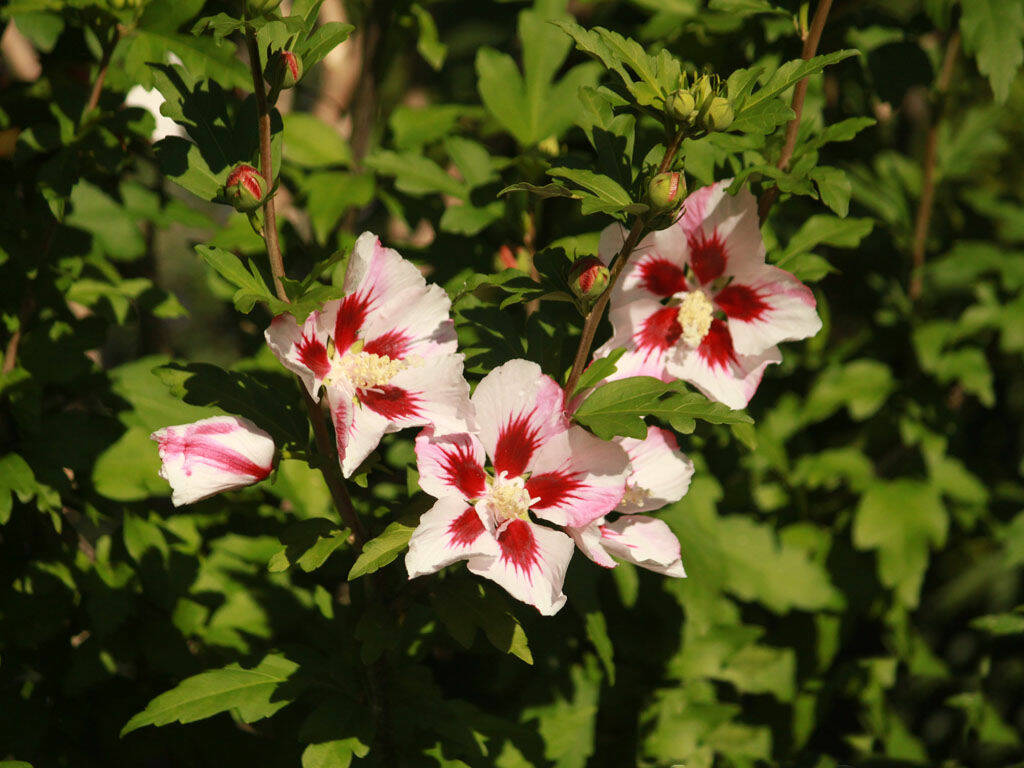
xmin=703 ymin=97 xmax=734 ymax=132
xmin=267 ymin=50 xmax=303 ymax=89
xmin=245 ymin=0 xmax=283 ymax=16
xmin=224 ymin=163 xmax=268 ymax=212
xmin=569 ymin=257 xmax=610 ymax=301
xmin=648 ymin=172 xmax=684 ymax=211
xmin=668 ymin=90 xmax=696 ymax=123
xmin=691 ymin=75 xmax=713 ymax=110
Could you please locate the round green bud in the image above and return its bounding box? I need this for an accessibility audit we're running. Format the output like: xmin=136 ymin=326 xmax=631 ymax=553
xmin=703 ymin=97 xmax=734 ymax=131
xmin=569 ymin=257 xmax=610 ymax=301
xmin=245 ymin=0 xmax=283 ymax=16
xmin=648 ymin=172 xmax=684 ymax=211
xmin=668 ymin=90 xmax=696 ymax=123
xmin=224 ymin=163 xmax=268 ymax=212
xmin=691 ymin=75 xmax=713 ymax=109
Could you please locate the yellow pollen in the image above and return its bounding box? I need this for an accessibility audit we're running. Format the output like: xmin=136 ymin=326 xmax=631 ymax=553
xmin=333 ymin=351 xmax=407 ymax=389
xmin=481 ymin=475 xmax=534 ymax=521
xmin=620 ymin=483 xmax=651 ymax=510
xmin=676 ymin=290 xmax=714 ymax=347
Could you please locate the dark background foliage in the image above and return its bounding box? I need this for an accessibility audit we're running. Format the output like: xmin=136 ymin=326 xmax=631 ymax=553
xmin=1 ymin=0 xmax=1023 ymax=766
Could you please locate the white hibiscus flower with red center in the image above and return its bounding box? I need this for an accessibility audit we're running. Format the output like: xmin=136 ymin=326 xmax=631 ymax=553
xmin=266 ymin=232 xmax=473 ymax=476
xmin=594 ymin=180 xmax=822 ymax=409
xmin=568 ymin=426 xmax=693 ymax=577
xmin=405 ymin=360 xmax=630 ymax=615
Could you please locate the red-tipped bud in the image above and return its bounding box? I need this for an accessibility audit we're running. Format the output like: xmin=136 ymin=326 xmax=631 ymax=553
xmin=268 ymin=51 xmax=303 ymax=89
xmin=224 ymin=163 xmax=267 ymax=212
xmin=648 ymin=172 xmax=683 ymax=211
xmin=569 ymin=257 xmax=610 ymax=301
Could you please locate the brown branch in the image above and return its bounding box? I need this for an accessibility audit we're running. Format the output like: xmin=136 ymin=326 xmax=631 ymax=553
xmin=83 ymin=27 xmax=120 ymax=118
xmin=245 ymin=29 xmax=365 ymax=546
xmin=909 ymin=29 xmax=960 ymax=302
xmin=757 ymin=0 xmax=834 ymax=223
xmin=563 ymin=131 xmax=685 ymax=396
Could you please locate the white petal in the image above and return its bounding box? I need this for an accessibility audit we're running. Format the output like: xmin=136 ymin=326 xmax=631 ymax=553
xmin=471 ymin=359 xmax=567 ymax=478
xmin=386 ymin=352 xmax=475 ymax=434
xmin=406 ymin=496 xmax=499 ymax=578
xmin=599 ymin=515 xmax=686 ymax=578
xmin=264 ymin=312 xmax=331 ymax=399
xmin=414 ymin=428 xmax=488 ymax=501
xmin=467 ymin=519 xmax=574 ymax=616
xmin=670 ymin=327 xmax=782 ymax=410
xmin=600 ymin=222 xmax=688 ymax=307
xmin=676 ymin=180 xmax=765 ymax=285
xmin=715 ymin=264 xmax=822 ymax=356
xmin=616 ymin=426 xmax=694 ymax=514
xmin=344 ymin=231 xmax=427 ymax=307
xmin=594 ymin=298 xmax=680 ymax=383
xmin=568 ymin=518 xmax=617 ymax=569
xmin=150 ymin=415 xmax=275 ymax=507
xmin=526 ymin=426 xmax=628 ymax=528
xmin=359 ymin=283 xmax=459 ymax=360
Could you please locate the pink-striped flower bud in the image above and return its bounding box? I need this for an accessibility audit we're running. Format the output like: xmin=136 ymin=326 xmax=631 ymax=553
xmin=150 ymin=416 xmax=275 ymax=506
xmin=569 ymin=256 xmax=610 ymax=301
xmin=224 ymin=163 xmax=267 ymax=212
xmin=648 ymin=172 xmax=683 ymax=211
xmin=267 ymin=50 xmax=303 ymax=89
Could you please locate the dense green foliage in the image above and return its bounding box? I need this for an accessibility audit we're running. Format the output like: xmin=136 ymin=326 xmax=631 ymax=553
xmin=2 ymin=0 xmax=1024 ymax=766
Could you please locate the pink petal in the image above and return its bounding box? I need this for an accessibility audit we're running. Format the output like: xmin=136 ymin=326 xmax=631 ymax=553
xmin=359 ymin=284 xmax=459 ymax=360
xmin=150 ymin=415 xmax=275 ymax=507
xmin=594 ymin=299 xmax=679 ymax=383
xmin=406 ymin=496 xmax=499 ymax=578
xmin=467 ymin=518 xmax=574 ymax=616
xmin=326 ymin=382 xmax=390 ymax=477
xmin=527 ymin=426 xmax=629 ymax=528
xmin=471 ymin=360 xmax=567 ymax=479
xmin=616 ymin=426 xmax=694 ymax=514
xmin=715 ymin=265 xmax=822 ymax=356
xmin=415 ymin=428 xmax=488 ymax=500
xmin=387 ymin=353 xmax=475 ymax=435
xmin=670 ymin=325 xmax=782 ymax=409
xmin=676 ymin=180 xmax=766 ymax=285
xmin=357 ymin=385 xmax=423 ymax=422
xmin=600 ymin=516 xmax=686 ymax=577
xmin=599 ymin=222 xmax=686 ymax=306
xmin=264 ymin=312 xmax=331 ymax=398
xmin=568 ymin=518 xmax=617 ymax=569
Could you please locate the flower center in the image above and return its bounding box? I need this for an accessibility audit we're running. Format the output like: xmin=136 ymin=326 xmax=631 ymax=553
xmin=675 ymin=290 xmax=714 ymax=347
xmin=620 ymin=483 xmax=651 ymax=510
xmin=333 ymin=350 xmax=407 ymax=389
xmin=478 ymin=474 xmax=535 ymax=522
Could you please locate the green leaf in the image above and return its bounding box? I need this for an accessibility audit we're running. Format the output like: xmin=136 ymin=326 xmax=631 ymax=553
xmin=572 ymin=348 xmax=625 ymax=396
xmin=296 ymin=22 xmax=354 ymax=71
xmin=348 ymin=520 xmax=415 ymax=580
xmin=93 ymin=427 xmax=167 ymax=502
xmin=547 ymin=167 xmax=634 ymax=209
xmin=121 ymin=654 xmax=300 ymax=735
xmin=780 ymin=215 xmax=874 ymax=259
xmin=970 ymin=609 xmax=1024 ymax=636
xmin=809 ymin=166 xmax=852 ymax=216
xmin=365 ymin=150 xmax=467 ymax=199
xmin=410 ymin=4 xmax=446 ymax=70
xmin=195 ymin=244 xmax=284 ymax=314
xmin=283 ymin=113 xmax=352 ymax=168
xmin=269 ymin=519 xmax=348 ymax=573
xmin=959 ymin=0 xmax=1024 ymax=102
xmin=853 ymin=480 xmax=948 ymax=608
xmin=522 ymin=655 xmax=601 ymax=768
xmin=430 ymin=578 xmax=533 ymax=664
xmin=573 ymin=377 xmax=753 ymax=440
xmin=803 ymin=360 xmax=895 ymax=423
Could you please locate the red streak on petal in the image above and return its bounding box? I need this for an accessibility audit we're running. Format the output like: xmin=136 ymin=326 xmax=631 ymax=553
xmin=638 ymin=257 xmax=688 ymax=297
xmin=493 ymin=412 xmax=541 ymax=479
xmin=715 ymin=283 xmax=770 ymax=322
xmin=439 ymin=445 xmax=487 ymax=498
xmin=296 ymin=332 xmax=331 ymax=379
xmin=159 ymin=435 xmax=269 ymax=480
xmin=698 ymin=319 xmax=737 ymax=371
xmin=363 ymin=329 xmax=411 ymax=359
xmin=498 ymin=519 xmax=538 ymax=577
xmin=359 ymin=385 xmax=422 ymax=421
xmin=283 ymin=51 xmax=299 ymax=81
xmin=636 ymin=306 xmax=682 ymax=357
xmin=689 ymin=228 xmax=727 ymax=284
xmin=448 ymin=507 xmax=485 ymax=547
xmin=334 ymin=292 xmax=371 ymax=355
xmin=526 ymin=470 xmax=584 ymax=510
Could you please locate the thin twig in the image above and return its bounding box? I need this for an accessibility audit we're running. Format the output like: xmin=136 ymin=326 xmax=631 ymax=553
xmin=757 ymin=0 xmax=834 ymax=223
xmin=83 ymin=27 xmax=120 ymax=118
xmin=563 ymin=131 xmax=685 ymax=396
xmin=909 ymin=29 xmax=960 ymax=302
xmin=2 ymin=295 xmax=33 ymax=375
xmin=245 ymin=28 xmax=365 ymax=546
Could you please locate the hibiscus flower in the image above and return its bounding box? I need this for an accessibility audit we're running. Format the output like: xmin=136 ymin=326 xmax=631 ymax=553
xmin=151 ymin=415 xmax=275 ymax=506
xmin=405 ymin=359 xmax=630 ymax=615
xmin=266 ymin=232 xmax=474 ymax=476
xmin=594 ymin=181 xmax=821 ymax=408
xmin=568 ymin=427 xmax=692 ymax=577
